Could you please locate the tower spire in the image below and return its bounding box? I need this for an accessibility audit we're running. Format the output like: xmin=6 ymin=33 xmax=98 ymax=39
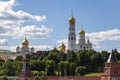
xmin=71 ymin=10 xmax=73 ymax=17
xmin=107 ymin=49 xmax=118 ymax=63
xmin=81 ymin=24 xmax=84 ymax=30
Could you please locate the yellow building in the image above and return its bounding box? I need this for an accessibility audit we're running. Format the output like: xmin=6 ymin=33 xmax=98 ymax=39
xmin=0 ymin=50 xmax=12 ymax=61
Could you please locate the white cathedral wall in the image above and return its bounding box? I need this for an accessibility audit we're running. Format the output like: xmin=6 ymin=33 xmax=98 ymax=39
xmin=76 ymin=43 xmax=92 ymax=51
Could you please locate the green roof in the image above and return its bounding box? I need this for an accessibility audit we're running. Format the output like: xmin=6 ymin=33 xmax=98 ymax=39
xmin=0 ymin=50 xmax=12 ymax=54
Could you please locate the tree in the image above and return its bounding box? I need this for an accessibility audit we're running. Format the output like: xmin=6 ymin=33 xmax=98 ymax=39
xmin=47 ymin=51 xmax=59 ymax=63
xmin=15 ymin=55 xmax=23 ymax=61
xmin=77 ymin=50 xmax=91 ymax=66
xmin=45 ymin=60 xmax=56 ymax=76
xmin=101 ymin=51 xmax=110 ymax=62
xmin=6 ymin=59 xmax=14 ymax=62
xmin=67 ymin=50 xmax=77 ymax=62
xmin=0 ymin=62 xmax=22 ymax=76
xmin=58 ymin=61 xmax=71 ymax=76
xmin=91 ymin=53 xmax=104 ymax=72
xmin=0 ymin=76 xmax=8 ymax=80
xmin=57 ymin=52 xmax=66 ymax=61
xmin=75 ymin=66 xmax=86 ymax=76
xmin=34 ymin=76 xmax=41 ymax=80
xmin=31 ymin=60 xmax=46 ymax=71
xmin=86 ymin=50 xmax=96 ymax=57
xmin=70 ymin=63 xmax=76 ymax=76
xmin=0 ymin=58 xmax=5 ymax=62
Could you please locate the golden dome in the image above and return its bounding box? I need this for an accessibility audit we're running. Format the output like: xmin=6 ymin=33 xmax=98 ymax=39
xmin=22 ymin=37 xmax=29 ymax=46
xmin=68 ymin=16 xmax=75 ymax=24
xmin=79 ymin=29 xmax=85 ymax=34
xmin=51 ymin=47 xmax=58 ymax=51
xmin=59 ymin=42 xmax=66 ymax=52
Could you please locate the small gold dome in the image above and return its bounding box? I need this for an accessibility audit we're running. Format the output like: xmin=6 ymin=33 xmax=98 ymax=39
xmin=22 ymin=37 xmax=29 ymax=46
xmin=59 ymin=42 xmax=66 ymax=52
xmin=51 ymin=47 xmax=58 ymax=51
xmin=68 ymin=16 xmax=75 ymax=24
xmin=79 ymin=30 xmax=85 ymax=34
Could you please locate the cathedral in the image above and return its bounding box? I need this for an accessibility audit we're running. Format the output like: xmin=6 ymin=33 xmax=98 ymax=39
xmin=68 ymin=15 xmax=92 ymax=51
xmin=16 ymin=37 xmax=34 ymax=53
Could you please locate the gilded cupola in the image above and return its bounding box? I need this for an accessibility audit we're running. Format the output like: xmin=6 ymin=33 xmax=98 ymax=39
xmin=59 ymin=42 xmax=66 ymax=53
xmin=22 ymin=37 xmax=29 ymax=46
xmin=51 ymin=46 xmax=58 ymax=51
xmin=68 ymin=16 xmax=75 ymax=24
xmin=79 ymin=29 xmax=85 ymax=35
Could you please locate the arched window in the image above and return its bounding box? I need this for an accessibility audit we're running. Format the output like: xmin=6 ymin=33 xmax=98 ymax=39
xmin=71 ymin=36 xmax=73 ymax=40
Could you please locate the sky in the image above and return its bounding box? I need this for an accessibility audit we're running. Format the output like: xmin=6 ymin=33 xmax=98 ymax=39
xmin=0 ymin=0 xmax=120 ymax=52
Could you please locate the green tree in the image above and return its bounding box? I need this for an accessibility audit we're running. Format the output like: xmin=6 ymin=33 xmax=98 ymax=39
xmin=91 ymin=53 xmax=104 ymax=72
xmin=15 ymin=55 xmax=23 ymax=61
xmin=67 ymin=50 xmax=77 ymax=62
xmin=45 ymin=60 xmax=55 ymax=76
xmin=75 ymin=66 xmax=86 ymax=76
xmin=77 ymin=50 xmax=91 ymax=66
xmin=31 ymin=60 xmax=46 ymax=71
xmin=57 ymin=53 xmax=66 ymax=61
xmin=0 ymin=58 xmax=5 ymax=62
xmin=0 ymin=76 xmax=8 ymax=80
xmin=70 ymin=63 xmax=76 ymax=76
xmin=58 ymin=61 xmax=71 ymax=76
xmin=101 ymin=51 xmax=110 ymax=62
xmin=0 ymin=62 xmax=22 ymax=76
xmin=6 ymin=59 xmax=14 ymax=62
xmin=47 ymin=51 xmax=59 ymax=63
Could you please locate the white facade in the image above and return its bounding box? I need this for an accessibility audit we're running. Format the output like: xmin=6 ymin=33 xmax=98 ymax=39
xmin=68 ymin=16 xmax=92 ymax=51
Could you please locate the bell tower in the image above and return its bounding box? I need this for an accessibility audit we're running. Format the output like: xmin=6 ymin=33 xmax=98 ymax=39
xmin=101 ymin=49 xmax=120 ymax=80
xmin=68 ymin=13 xmax=76 ymax=51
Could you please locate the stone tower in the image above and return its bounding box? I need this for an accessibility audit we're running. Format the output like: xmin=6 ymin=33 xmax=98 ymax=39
xmin=101 ymin=50 xmax=120 ymax=80
xmin=18 ymin=54 xmax=33 ymax=80
xmin=68 ymin=14 xmax=76 ymax=51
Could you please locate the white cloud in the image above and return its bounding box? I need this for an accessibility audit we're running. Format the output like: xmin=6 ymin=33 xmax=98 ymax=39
xmin=87 ymin=29 xmax=120 ymax=49
xmin=0 ymin=39 xmax=8 ymax=46
xmin=0 ymin=0 xmax=52 ymax=39
xmin=30 ymin=45 xmax=52 ymax=51
xmin=0 ymin=0 xmax=46 ymax=24
xmin=21 ymin=25 xmax=53 ymax=39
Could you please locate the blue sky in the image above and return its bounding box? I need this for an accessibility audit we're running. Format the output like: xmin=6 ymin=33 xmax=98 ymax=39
xmin=0 ymin=0 xmax=120 ymax=52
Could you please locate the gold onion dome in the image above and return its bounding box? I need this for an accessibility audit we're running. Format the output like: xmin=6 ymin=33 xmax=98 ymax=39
xmin=22 ymin=37 xmax=29 ymax=46
xmin=68 ymin=16 xmax=75 ymax=24
xmin=52 ymin=47 xmax=58 ymax=51
xmin=59 ymin=42 xmax=66 ymax=52
xmin=79 ymin=29 xmax=85 ymax=34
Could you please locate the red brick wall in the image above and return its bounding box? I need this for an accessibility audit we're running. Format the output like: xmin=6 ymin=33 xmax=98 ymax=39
xmin=47 ymin=76 xmax=101 ymax=80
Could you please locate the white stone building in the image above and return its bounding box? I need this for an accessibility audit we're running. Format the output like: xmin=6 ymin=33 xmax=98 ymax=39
xmin=16 ymin=37 xmax=34 ymax=53
xmin=68 ymin=15 xmax=92 ymax=51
